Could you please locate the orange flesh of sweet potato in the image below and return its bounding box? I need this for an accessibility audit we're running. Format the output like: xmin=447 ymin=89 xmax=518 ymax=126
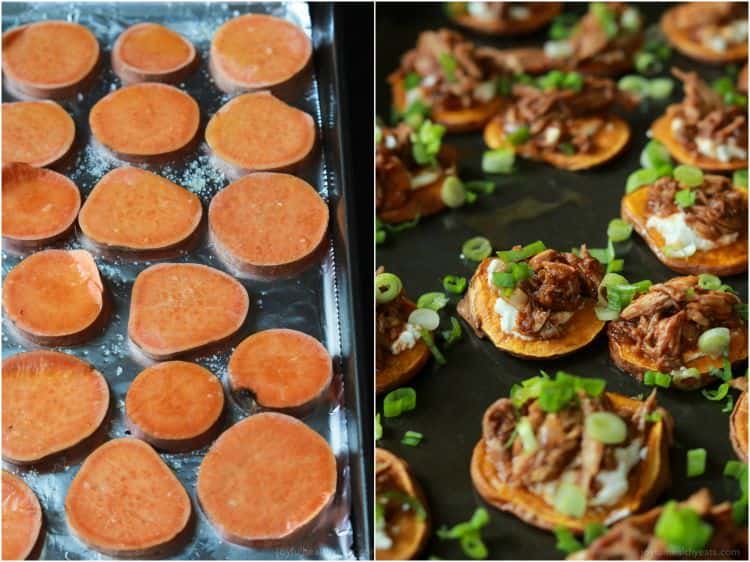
xmin=621 ymin=184 xmax=748 ymax=275
xmin=209 ymin=14 xmax=311 ymax=92
xmin=125 ymin=361 xmax=224 ymax=452
xmin=65 ymin=438 xmax=191 ymax=556
xmin=2 ymin=21 xmax=99 ymax=99
xmin=2 ymin=471 xmax=42 ymax=560
xmin=205 ymin=91 xmax=315 ymax=174
xmin=78 ymin=166 xmax=202 ymax=251
xmin=2 ymin=163 xmax=80 ymax=245
xmin=208 ymin=172 xmax=328 ymax=274
xmin=128 ymin=263 xmax=249 ymax=359
xmin=2 ymin=350 xmax=109 ymax=464
xmin=89 ymin=83 xmax=199 ymax=159
xmin=112 ymin=23 xmax=196 ymax=84
xmin=3 ymin=249 xmax=105 ymax=343
xmin=2 ymin=101 xmax=75 ymax=167
xmin=197 ymin=412 xmax=337 ymax=544
xmin=228 ymin=329 xmax=332 ymax=409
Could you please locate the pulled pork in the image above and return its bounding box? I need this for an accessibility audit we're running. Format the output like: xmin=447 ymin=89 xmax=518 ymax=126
xmin=376 ymin=268 xmax=415 ymax=371
xmin=608 ymin=276 xmax=743 ymax=371
xmin=671 ymin=2 xmax=748 ymax=49
xmin=647 ymin=174 xmax=747 ymax=242
xmin=669 ymin=68 xmax=748 ymax=160
xmin=502 ymin=76 xmax=638 ymax=156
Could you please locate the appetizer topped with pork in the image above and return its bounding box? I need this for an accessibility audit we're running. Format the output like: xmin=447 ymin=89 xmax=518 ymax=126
xmin=376 ymin=120 xmax=457 ymax=224
xmin=651 ymin=69 xmax=748 ymax=171
xmin=661 ymin=2 xmax=748 ymax=64
xmin=389 ymin=29 xmax=509 ymax=132
xmin=606 ymin=275 xmax=748 ymax=390
xmin=376 ymin=269 xmax=437 ymax=393
xmin=458 ymin=242 xmax=605 ymax=358
xmin=445 ymin=2 xmax=562 ymax=36
xmin=376 ymin=448 xmax=430 ymax=560
xmin=622 ymin=166 xmax=748 ymax=275
xmin=730 ymin=376 xmax=748 ymax=462
xmin=568 ymin=488 xmax=748 ymax=560
xmin=484 ymin=73 xmax=636 ymax=170
xmin=471 ymin=372 xmax=672 ymax=532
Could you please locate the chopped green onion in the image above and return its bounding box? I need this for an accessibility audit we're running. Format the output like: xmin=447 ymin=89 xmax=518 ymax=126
xmin=618 ymin=74 xmax=649 ymax=95
xmin=462 ymin=236 xmax=492 ymax=261
xmin=640 ymin=140 xmax=672 ymax=169
xmin=733 ymin=169 xmax=748 ymax=189
xmin=460 ymin=533 xmax=488 ymax=560
xmin=376 ymin=413 xmax=382 ymax=440
xmin=465 ymin=180 xmax=496 ymax=195
xmin=686 ymin=448 xmax=707 ymax=477
xmin=401 ymin=430 xmax=423 ymax=446
xmin=673 ymin=165 xmax=703 ymax=188
xmin=537 ymin=69 xmax=565 ymax=91
xmin=697 ymin=327 xmax=730 ymax=357
xmin=595 ymin=306 xmax=620 ymax=321
xmin=496 ymin=241 xmax=546 ymax=263
xmin=599 ymin=272 xmax=629 ymax=302
xmin=561 ymin=71 xmax=583 ymax=92
xmin=376 ymin=229 xmax=386 ymax=245
xmin=554 ymin=526 xmax=583 ymax=555
xmin=702 ymin=382 xmax=730 ymax=402
xmin=736 ymin=303 xmax=748 ymax=322
xmin=698 ymin=273 xmax=722 ymax=290
xmin=482 ymin=148 xmax=515 ymax=174
xmin=644 ymin=370 xmax=671 ymax=388
xmin=420 ymin=328 xmax=446 ymax=365
xmin=646 ymin=411 xmax=662 ymax=423
xmin=585 ymin=411 xmax=628 ymax=444
xmin=383 ymin=387 xmax=416 ymax=418
xmin=590 ymin=2 xmax=617 ymax=38
xmin=412 ymin=120 xmax=446 ymax=166
xmin=607 ymin=258 xmax=624 ymax=273
xmin=554 ymin=482 xmax=587 ymax=518
xmin=437 ymin=508 xmax=490 ymax=560
xmin=625 ymin=167 xmax=661 ymax=193
xmin=724 ymin=460 xmax=744 ymax=478
xmin=376 ymin=273 xmax=403 ymax=304
xmin=516 ymin=417 xmax=538 ymax=453
xmin=417 ymin=292 xmax=449 ymax=311
xmin=441 ymin=176 xmax=466 ymax=208
xmin=647 ymin=78 xmax=674 ymax=100
xmin=607 ymin=219 xmax=633 ymax=242
xmin=548 ymin=13 xmax=579 ymax=40
xmin=559 ymin=142 xmax=576 ymax=155
xmin=492 ymin=271 xmax=515 ymax=288
xmin=635 ymin=51 xmax=660 ymax=75
xmin=380 ymin=215 xmax=420 ymax=235
xmin=674 ymin=188 xmax=696 ymax=208
xmin=401 ymin=99 xmax=430 ymax=128
xmin=443 ymin=275 xmax=467 ymax=294
xmin=375 ymin=125 xmax=383 ymax=144
xmin=722 ymin=394 xmax=735 ymax=413
xmin=506 ymin=126 xmax=530 ymax=146
xmin=439 ymin=52 xmax=457 ymax=82
xmin=584 ymin=523 xmax=607 ymax=546
xmin=408 ymin=308 xmax=440 ymax=331
xmin=442 ymin=317 xmax=463 ymax=347
xmin=655 ymin=501 xmax=713 ymax=552
xmin=404 ymin=72 xmax=421 ymax=91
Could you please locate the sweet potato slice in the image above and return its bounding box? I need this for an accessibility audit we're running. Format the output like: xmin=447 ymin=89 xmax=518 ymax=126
xmin=128 ymin=263 xmax=249 ymax=359
xmin=78 ymin=166 xmax=202 ymax=252
xmin=197 ymin=412 xmax=337 ymax=546
xmin=739 ymin=64 xmax=748 ymax=94
xmin=89 ymin=83 xmax=200 ymax=161
xmin=205 ymin=91 xmax=315 ymax=176
xmin=2 ymin=163 xmax=80 ymax=250
xmin=2 ymin=471 xmax=42 ymax=560
xmin=125 ymin=361 xmax=224 ymax=452
xmin=112 ymin=23 xmax=197 ymax=85
xmin=209 ymin=14 xmax=311 ymax=94
xmin=449 ymin=2 xmax=562 ymax=36
xmin=2 ymin=21 xmax=99 ymax=100
xmin=2 ymin=350 xmax=109 ymax=464
xmin=731 ymin=391 xmax=748 ymax=462
xmin=3 ymin=250 xmax=107 ymax=345
xmin=661 ymin=3 xmax=748 ymax=64
xmin=651 ymin=112 xmax=748 ymax=172
xmin=2 ymin=101 xmax=75 ymax=167
xmin=458 ymin=257 xmax=605 ymax=359
xmin=228 ymin=329 xmax=332 ymax=413
xmin=485 ymin=115 xmax=631 ymax=170
xmin=65 ymin=438 xmax=191 ymax=556
xmin=471 ymin=392 xmax=672 ymax=533
xmin=208 ymin=173 xmax=328 ymax=278
xmin=376 ymin=448 xmax=430 ymax=561
xmin=621 ymin=184 xmax=748 ymax=275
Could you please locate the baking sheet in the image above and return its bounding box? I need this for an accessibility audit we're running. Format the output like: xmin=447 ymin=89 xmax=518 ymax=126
xmin=1 ymin=2 xmax=365 ymax=559
xmin=376 ymin=2 xmax=749 ymax=560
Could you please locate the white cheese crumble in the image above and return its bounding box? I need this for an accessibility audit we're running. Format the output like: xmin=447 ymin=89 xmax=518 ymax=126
xmin=473 ymin=80 xmax=496 ymax=103
xmin=375 ymin=520 xmax=393 ymax=550
xmin=543 ymin=126 xmax=561 ymax=146
xmin=467 ymin=2 xmax=495 ymax=20
xmin=544 ymin=40 xmax=573 ymax=59
xmin=494 ymin=296 xmax=534 ymax=340
xmin=646 ymin=212 xmax=718 ymax=257
xmin=509 ymin=6 xmax=531 ymax=20
xmin=390 ymin=323 xmax=422 ymax=354
xmin=385 ymin=135 xmax=398 ymax=150
xmin=590 ymin=438 xmax=643 ymax=506
xmin=696 ymin=136 xmax=747 ymax=163
xmin=671 ymin=118 xmax=684 ymax=134
xmin=708 ymin=35 xmax=728 ymax=52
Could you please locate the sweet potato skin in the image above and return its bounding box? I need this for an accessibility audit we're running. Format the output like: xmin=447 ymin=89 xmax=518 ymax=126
xmin=730 ymin=392 xmax=748 ymax=462
xmin=2 ymin=101 xmax=75 ymax=168
xmin=2 ymin=471 xmax=43 ymax=561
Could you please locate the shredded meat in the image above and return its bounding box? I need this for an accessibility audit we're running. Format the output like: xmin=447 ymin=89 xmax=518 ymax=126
xmin=671 ymin=2 xmax=748 ymax=47
xmin=609 ymin=276 xmax=742 ymax=371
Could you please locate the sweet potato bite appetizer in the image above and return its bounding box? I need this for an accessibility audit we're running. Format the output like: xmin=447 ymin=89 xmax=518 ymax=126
xmin=607 ymin=275 xmax=747 ymax=390
xmin=568 ymin=489 xmax=748 ymax=559
xmin=730 ymin=376 xmax=748 ymax=462
xmin=484 ymin=73 xmax=635 ymax=170
xmin=472 ymin=372 xmax=672 ymax=532
xmin=376 ymin=448 xmax=430 ymax=560
xmin=376 ymin=269 xmax=435 ymax=394
xmin=622 ymin=168 xmax=747 ymax=275
xmin=376 ymin=120 xmax=456 ymax=224
xmin=458 ymin=242 xmax=605 ymax=359
xmin=661 ymin=2 xmax=748 ymax=64
xmin=652 ymin=69 xmax=748 ymax=172
xmin=389 ymin=29 xmax=509 ymax=132
xmin=446 ymin=2 xmax=562 ymax=36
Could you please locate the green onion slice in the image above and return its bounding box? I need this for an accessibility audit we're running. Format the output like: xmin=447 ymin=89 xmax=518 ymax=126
xmin=506 ymin=125 xmax=530 ymax=146
xmin=554 ymin=482 xmax=587 ymax=518
xmin=673 ymin=165 xmax=704 ymax=188
xmin=408 ymin=308 xmax=440 ymax=331
xmin=697 ymin=327 xmax=730 ymax=358
xmin=482 ymin=148 xmax=515 ymax=174
xmin=584 ymin=411 xmax=628 ymax=444
xmin=462 ymin=236 xmax=493 ymax=261
xmin=516 ymin=417 xmax=538 ymax=453
xmin=443 ymin=275 xmax=467 ymax=294
xmin=442 ymin=317 xmax=463 ymax=347
xmin=554 ymin=527 xmax=583 ymax=555
xmin=702 ymin=382 xmax=730 ymax=402
xmin=376 ymin=413 xmax=382 ymax=440
xmin=497 ymin=240 xmax=546 ymax=263
xmin=733 ymin=169 xmax=748 ymax=189
xmin=441 ymin=176 xmax=466 ymax=208
xmin=417 ymin=291 xmax=449 ymax=311
xmin=648 ymin=78 xmax=674 ymax=100
xmin=655 ymin=501 xmax=713 ymax=552
xmin=376 ymin=273 xmax=403 ymax=304
xmin=584 ymin=523 xmax=607 ymax=546
xmin=674 ymin=188 xmax=696 ymax=208
xmin=607 ymin=219 xmax=633 ymax=242
xmin=686 ymin=448 xmax=707 ymax=477
xmin=420 ymin=328 xmax=446 ymax=365
xmin=401 ymin=430 xmax=423 ymax=446
xmin=640 ymin=140 xmax=672 ymax=169
xmin=698 ymin=273 xmax=722 ymax=290
xmin=383 ymin=387 xmax=417 ymax=418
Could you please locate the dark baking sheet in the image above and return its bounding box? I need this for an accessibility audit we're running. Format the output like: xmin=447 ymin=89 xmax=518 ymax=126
xmin=376 ymin=3 xmax=749 ymax=560
xmin=1 ymin=2 xmax=370 ymax=559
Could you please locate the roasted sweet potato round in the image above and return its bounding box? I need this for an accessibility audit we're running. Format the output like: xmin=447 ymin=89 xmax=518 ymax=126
xmin=730 ymin=391 xmax=748 ymax=462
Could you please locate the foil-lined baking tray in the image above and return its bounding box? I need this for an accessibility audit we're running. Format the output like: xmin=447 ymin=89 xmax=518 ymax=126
xmin=2 ymin=2 xmax=369 ymax=559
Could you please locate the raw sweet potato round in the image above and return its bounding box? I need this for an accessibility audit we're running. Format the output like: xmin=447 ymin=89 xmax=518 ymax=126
xmin=2 ymin=21 xmax=99 ymax=99
xmin=2 ymin=350 xmax=109 ymax=464
xmin=2 ymin=471 xmax=42 ymax=560
xmin=209 ymin=14 xmax=311 ymax=94
xmin=208 ymin=173 xmax=329 ymax=277
xmin=197 ymin=412 xmax=337 ymax=545
xmin=125 ymin=361 xmax=224 ymax=452
xmin=89 ymin=83 xmax=200 ymax=160
xmin=2 ymin=101 xmax=75 ymax=167
xmin=205 ymin=91 xmax=316 ymax=176
xmin=78 ymin=166 xmax=202 ymax=252
xmin=3 ymin=250 xmax=106 ymax=345
xmin=65 ymin=438 xmax=191 ymax=556
xmin=128 ymin=263 xmax=249 ymax=359
xmin=228 ymin=329 xmax=332 ymax=411
xmin=112 ymin=23 xmax=197 ymax=85
xmin=2 ymin=163 xmax=81 ymax=249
